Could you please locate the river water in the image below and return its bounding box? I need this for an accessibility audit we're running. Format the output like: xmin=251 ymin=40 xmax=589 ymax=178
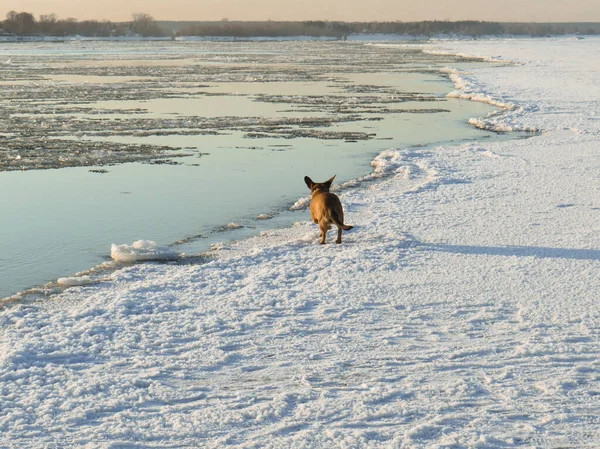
xmin=0 ymin=39 xmax=520 ymax=298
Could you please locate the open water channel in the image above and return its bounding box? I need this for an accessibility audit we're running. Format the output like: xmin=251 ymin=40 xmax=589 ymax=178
xmin=0 ymin=39 xmax=523 ymax=299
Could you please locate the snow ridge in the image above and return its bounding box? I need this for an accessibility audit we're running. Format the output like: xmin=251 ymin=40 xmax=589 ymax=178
xmin=442 ymin=67 xmax=540 ymax=134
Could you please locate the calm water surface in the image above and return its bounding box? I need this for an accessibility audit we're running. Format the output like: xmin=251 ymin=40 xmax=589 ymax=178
xmin=0 ymin=40 xmax=517 ymax=298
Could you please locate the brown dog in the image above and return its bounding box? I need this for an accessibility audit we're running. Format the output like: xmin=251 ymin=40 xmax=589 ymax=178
xmin=304 ymin=175 xmax=353 ymax=244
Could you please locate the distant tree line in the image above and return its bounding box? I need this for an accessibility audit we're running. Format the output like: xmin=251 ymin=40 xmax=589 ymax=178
xmin=174 ymin=20 xmax=600 ymax=38
xmin=177 ymin=20 xmax=350 ymax=37
xmin=1 ymin=12 xmax=599 ymax=38
xmin=0 ymin=11 xmax=164 ymax=37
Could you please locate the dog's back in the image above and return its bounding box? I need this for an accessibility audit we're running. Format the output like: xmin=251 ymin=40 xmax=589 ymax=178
xmin=310 ymin=191 xmax=345 ymax=226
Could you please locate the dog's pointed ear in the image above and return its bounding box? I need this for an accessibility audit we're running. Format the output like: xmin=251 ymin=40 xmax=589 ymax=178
xmin=324 ymin=175 xmax=336 ymax=188
xmin=304 ymin=176 xmax=314 ymax=190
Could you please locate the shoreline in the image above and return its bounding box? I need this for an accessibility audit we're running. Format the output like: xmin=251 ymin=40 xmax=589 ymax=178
xmin=0 ymin=32 xmax=597 ymax=44
xmin=2 ymin=94 xmax=525 ymax=305
xmin=0 ymin=43 xmax=519 ymax=303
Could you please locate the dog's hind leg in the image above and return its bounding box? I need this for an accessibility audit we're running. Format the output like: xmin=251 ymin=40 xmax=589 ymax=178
xmin=336 ymin=227 xmax=342 ymax=244
xmin=319 ymin=222 xmax=328 ymax=244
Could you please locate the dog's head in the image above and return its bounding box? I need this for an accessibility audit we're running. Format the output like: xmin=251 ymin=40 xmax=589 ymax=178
xmin=305 ymin=175 xmax=336 ymax=194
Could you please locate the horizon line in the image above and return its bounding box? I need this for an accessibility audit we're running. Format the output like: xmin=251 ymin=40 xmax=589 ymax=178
xmin=2 ymin=14 xmax=600 ymax=24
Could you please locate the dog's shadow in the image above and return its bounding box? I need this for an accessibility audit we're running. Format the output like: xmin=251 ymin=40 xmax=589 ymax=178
xmin=311 ymin=231 xmax=600 ymax=262
xmin=424 ymin=242 xmax=600 ymax=261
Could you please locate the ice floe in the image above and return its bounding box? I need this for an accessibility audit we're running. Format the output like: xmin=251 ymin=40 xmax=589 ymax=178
xmin=56 ymin=276 xmax=94 ymax=286
xmin=110 ymin=240 xmax=180 ymax=262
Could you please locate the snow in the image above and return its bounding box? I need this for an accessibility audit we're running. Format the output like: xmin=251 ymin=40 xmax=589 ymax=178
xmin=110 ymin=240 xmax=180 ymax=263
xmin=424 ymin=48 xmax=504 ymax=62
xmin=1 ymin=37 xmax=600 ymax=447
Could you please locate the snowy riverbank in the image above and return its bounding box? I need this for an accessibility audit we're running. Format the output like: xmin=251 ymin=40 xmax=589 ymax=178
xmin=1 ymin=37 xmax=599 ymax=447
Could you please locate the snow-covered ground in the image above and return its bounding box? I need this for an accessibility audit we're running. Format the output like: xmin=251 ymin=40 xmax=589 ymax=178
xmin=1 ymin=37 xmax=599 ymax=448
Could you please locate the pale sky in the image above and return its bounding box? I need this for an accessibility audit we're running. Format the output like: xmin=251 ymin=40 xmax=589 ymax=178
xmin=2 ymin=0 xmax=599 ymax=23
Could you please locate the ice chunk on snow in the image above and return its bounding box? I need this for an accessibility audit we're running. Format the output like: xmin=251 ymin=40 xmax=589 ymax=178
xmin=370 ymin=149 xmax=406 ymax=176
xmin=57 ymin=276 xmax=93 ymax=286
xmin=290 ymin=196 xmax=310 ymax=211
xmin=110 ymin=240 xmax=180 ymax=263
xmin=298 ymin=233 xmax=317 ymax=243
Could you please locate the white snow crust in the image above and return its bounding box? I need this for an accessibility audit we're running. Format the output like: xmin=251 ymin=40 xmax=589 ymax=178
xmin=110 ymin=240 xmax=180 ymax=263
xmin=56 ymin=276 xmax=94 ymax=287
xmin=1 ymin=37 xmax=600 ymax=448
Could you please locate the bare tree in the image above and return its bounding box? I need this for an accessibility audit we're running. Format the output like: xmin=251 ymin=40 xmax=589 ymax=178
xmin=39 ymin=13 xmax=57 ymax=34
xmin=130 ymin=12 xmax=162 ymax=37
xmin=5 ymin=11 xmax=37 ymax=35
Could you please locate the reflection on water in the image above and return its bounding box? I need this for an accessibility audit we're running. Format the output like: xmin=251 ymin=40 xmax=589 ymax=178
xmin=0 ymin=40 xmax=516 ymax=298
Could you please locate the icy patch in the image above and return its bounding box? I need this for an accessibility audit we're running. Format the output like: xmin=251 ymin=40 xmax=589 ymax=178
xmin=290 ymin=146 xmax=440 ymax=211
xmin=0 ymin=294 xmax=23 ymax=304
xmin=370 ymin=149 xmax=409 ymax=176
xmin=110 ymin=240 xmax=180 ymax=263
xmin=467 ymin=114 xmax=540 ymax=133
xmin=363 ymin=148 xmax=437 ymax=186
xmin=446 ymin=71 xmax=514 ymax=110
xmin=297 ymin=232 xmax=317 ymax=243
xmin=290 ymin=196 xmax=311 ymax=211
xmin=443 ymin=67 xmax=541 ymax=133
xmin=424 ymin=48 xmax=503 ymax=62
xmin=56 ymin=276 xmax=93 ymax=286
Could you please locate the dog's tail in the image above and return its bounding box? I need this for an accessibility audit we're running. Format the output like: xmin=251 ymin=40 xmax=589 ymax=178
xmin=330 ymin=211 xmax=353 ymax=231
